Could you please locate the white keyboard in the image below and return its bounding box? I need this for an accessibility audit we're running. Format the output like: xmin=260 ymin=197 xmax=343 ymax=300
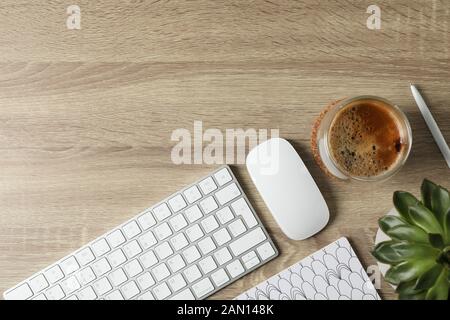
xmin=4 ymin=166 xmax=278 ymax=300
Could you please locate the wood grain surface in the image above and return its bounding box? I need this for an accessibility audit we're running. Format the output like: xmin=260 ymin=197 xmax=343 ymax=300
xmin=0 ymin=0 xmax=449 ymax=300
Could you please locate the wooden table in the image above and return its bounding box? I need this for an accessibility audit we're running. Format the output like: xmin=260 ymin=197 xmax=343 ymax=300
xmin=0 ymin=0 xmax=449 ymax=300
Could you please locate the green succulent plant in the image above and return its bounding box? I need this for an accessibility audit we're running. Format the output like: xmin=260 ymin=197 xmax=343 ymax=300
xmin=372 ymin=179 xmax=450 ymax=300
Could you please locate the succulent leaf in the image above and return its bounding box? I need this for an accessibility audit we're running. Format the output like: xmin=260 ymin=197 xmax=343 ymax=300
xmin=378 ymin=216 xmax=408 ymax=234
xmin=424 ymin=268 xmax=449 ymax=300
xmin=385 ymin=224 xmax=429 ymax=244
xmin=384 ymin=260 xmax=435 ymax=285
xmin=372 ymin=241 xmax=403 ymax=264
xmin=445 ymin=208 xmax=450 ymax=243
xmin=393 ymin=191 xmax=419 ymax=224
xmin=414 ymin=264 xmax=444 ymax=291
xmin=421 ymin=179 xmax=437 ymax=211
xmin=390 ymin=242 xmax=440 ymax=260
xmin=431 ymin=185 xmax=450 ymax=224
xmin=398 ymin=291 xmax=427 ymax=300
xmin=396 ymin=279 xmax=418 ymax=294
xmin=408 ymin=203 xmax=444 ymax=235
xmin=396 ymin=279 xmax=427 ymax=300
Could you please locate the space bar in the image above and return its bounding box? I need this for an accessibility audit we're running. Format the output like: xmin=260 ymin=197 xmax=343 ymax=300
xmin=229 ymin=227 xmax=266 ymax=256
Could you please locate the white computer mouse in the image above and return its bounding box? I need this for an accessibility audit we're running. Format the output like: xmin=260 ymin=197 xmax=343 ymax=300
xmin=246 ymin=138 xmax=329 ymax=240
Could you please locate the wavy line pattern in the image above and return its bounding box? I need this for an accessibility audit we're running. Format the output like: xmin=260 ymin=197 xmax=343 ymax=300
xmin=236 ymin=237 xmax=380 ymax=300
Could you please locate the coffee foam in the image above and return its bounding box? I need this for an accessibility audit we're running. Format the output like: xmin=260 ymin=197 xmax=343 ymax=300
xmin=328 ymin=100 xmax=404 ymax=177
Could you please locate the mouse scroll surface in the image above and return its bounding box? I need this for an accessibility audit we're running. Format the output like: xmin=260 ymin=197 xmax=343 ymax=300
xmin=246 ymin=138 xmax=329 ymax=240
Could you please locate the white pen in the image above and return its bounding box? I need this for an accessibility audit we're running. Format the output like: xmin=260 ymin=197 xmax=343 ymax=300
xmin=410 ymin=84 xmax=450 ymax=169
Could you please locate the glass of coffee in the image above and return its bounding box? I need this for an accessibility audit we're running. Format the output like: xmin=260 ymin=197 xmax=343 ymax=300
xmin=314 ymin=96 xmax=412 ymax=181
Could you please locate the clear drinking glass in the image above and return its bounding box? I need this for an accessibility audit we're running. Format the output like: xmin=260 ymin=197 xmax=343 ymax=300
xmin=315 ymin=96 xmax=412 ymax=181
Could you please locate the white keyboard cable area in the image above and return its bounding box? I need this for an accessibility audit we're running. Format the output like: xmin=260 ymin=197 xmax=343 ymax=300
xmin=4 ymin=166 xmax=278 ymax=300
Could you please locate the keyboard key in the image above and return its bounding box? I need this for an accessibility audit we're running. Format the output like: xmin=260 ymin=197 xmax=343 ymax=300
xmin=109 ymin=268 xmax=128 ymax=287
xmin=77 ymin=267 xmax=96 ymax=285
xmin=199 ymin=256 xmax=217 ymax=274
xmin=170 ymin=233 xmax=189 ymax=251
xmin=77 ymin=286 xmax=97 ymax=300
xmin=65 ymin=295 xmax=78 ymax=300
xmin=184 ymin=205 xmax=203 ymax=223
xmin=192 ymin=278 xmax=214 ymax=299
xmin=183 ymin=246 xmax=201 ymax=264
xmin=155 ymin=242 xmax=173 ymax=260
xmin=168 ymin=274 xmax=187 ymax=292
xmin=170 ymin=288 xmax=195 ymax=300
xmin=4 ymin=283 xmax=33 ymax=300
xmin=197 ymin=237 xmax=216 ymax=255
xmin=122 ymin=221 xmax=141 ymax=239
xmin=60 ymin=276 xmax=81 ymax=295
xmin=185 ymin=224 xmax=203 ymax=242
xmin=92 ymin=258 xmax=111 ymax=277
xmin=226 ymin=260 xmax=245 ymax=278
xmin=183 ymin=265 xmax=202 ymax=283
xmin=137 ymin=291 xmax=155 ymax=300
xmin=214 ymin=168 xmax=232 ymax=186
xmin=76 ymin=247 xmax=95 ymax=266
xmin=123 ymin=240 xmax=142 ymax=258
xmin=169 ymin=214 xmax=188 ymax=232
xmin=124 ymin=259 xmax=143 ymax=277
xmin=108 ymin=249 xmax=127 ymax=268
xmin=167 ymin=254 xmax=186 ymax=273
xmin=199 ymin=196 xmax=218 ymax=214
xmin=107 ymin=230 xmax=126 ymax=248
xmin=136 ymin=272 xmax=155 ymax=290
xmin=257 ymin=242 xmax=276 ymax=261
xmin=93 ymin=277 xmax=112 ymax=296
xmin=153 ymin=283 xmax=171 ymax=300
xmin=139 ymin=251 xmax=158 ymax=269
xmin=138 ymin=211 xmax=156 ymax=230
xmin=201 ymin=215 xmax=219 ymax=233
xmin=213 ymin=228 xmax=231 ymax=246
xmin=152 ymin=263 xmax=170 ymax=282
xmin=29 ymin=274 xmax=49 ymax=293
xmin=168 ymin=194 xmax=187 ymax=213
xmin=229 ymin=227 xmax=266 ymax=257
xmin=138 ymin=231 xmax=157 ymax=249
xmin=121 ymin=281 xmax=140 ymax=299
xmin=33 ymin=293 xmax=47 ymax=300
xmin=242 ymin=251 xmax=260 ymax=269
xmin=92 ymin=238 xmax=111 ymax=257
xmin=154 ymin=222 xmax=172 ymax=241
xmin=216 ymin=207 xmax=234 ymax=224
xmin=199 ymin=177 xmax=217 ymax=195
xmin=60 ymin=256 xmax=80 ymax=275
xmin=46 ymin=285 xmax=65 ymax=300
xmin=228 ymin=219 xmax=247 ymax=237
xmin=183 ymin=186 xmax=201 ymax=204
xmin=211 ymin=269 xmax=230 ymax=287
xmin=105 ymin=290 xmax=123 ymax=300
xmin=215 ymin=183 xmax=241 ymax=205
xmin=153 ymin=203 xmax=172 ymax=221
xmin=214 ymin=247 xmax=232 ymax=265
xmin=44 ymin=265 xmax=64 ymax=284
xmin=231 ymin=198 xmax=258 ymax=228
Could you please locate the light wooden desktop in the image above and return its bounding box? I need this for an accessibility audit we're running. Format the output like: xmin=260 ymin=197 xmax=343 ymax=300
xmin=0 ymin=1 xmax=449 ymax=300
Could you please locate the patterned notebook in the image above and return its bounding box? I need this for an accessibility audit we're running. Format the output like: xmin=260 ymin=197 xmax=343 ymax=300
xmin=236 ymin=237 xmax=380 ymax=300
